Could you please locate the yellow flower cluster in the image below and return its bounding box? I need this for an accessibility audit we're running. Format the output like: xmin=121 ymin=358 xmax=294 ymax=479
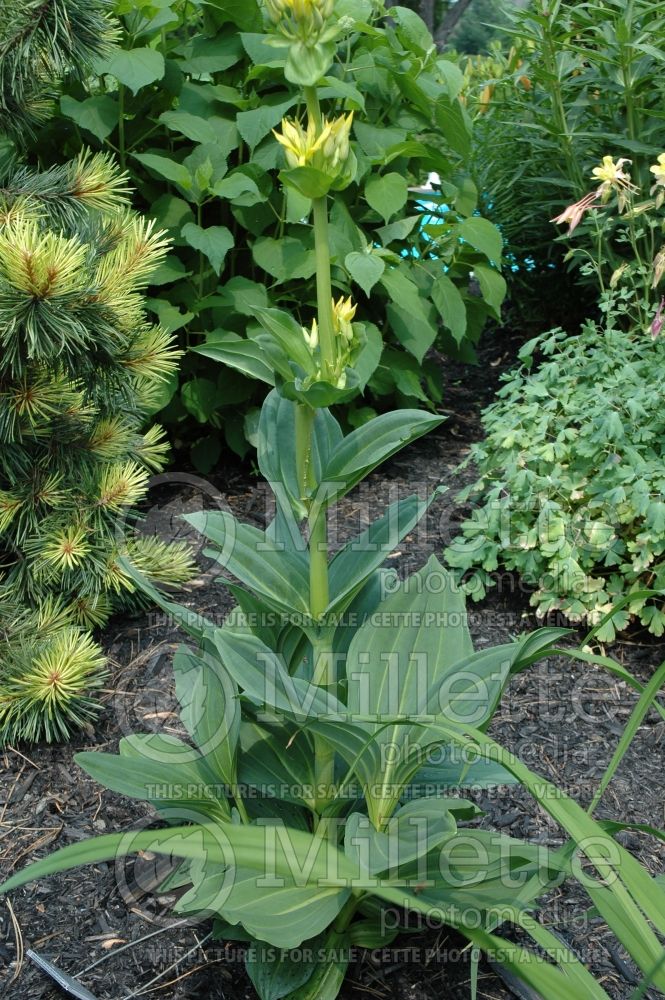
xmin=301 ymin=296 xmax=358 ymax=388
xmin=331 ymin=294 xmax=356 ymax=343
xmin=274 ymin=113 xmax=353 ymax=179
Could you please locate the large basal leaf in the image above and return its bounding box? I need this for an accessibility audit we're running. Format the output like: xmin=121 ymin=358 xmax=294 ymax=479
xmin=184 ymin=509 xmax=310 ymax=616
xmin=76 ymin=734 xmax=230 ymax=820
xmin=0 ymin=821 xmax=358 ymax=896
xmin=245 ymin=937 xmax=320 ymax=999
xmin=345 ymin=798 xmax=457 ymax=875
xmin=344 ymin=555 xmax=474 ymax=826
xmin=410 ymin=748 xmax=518 ymax=791
xmin=173 ymin=646 xmax=240 ymax=788
xmin=238 ymin=718 xmax=317 ymax=811
xmin=368 ymin=715 xmax=665 ymax=989
xmin=282 ymin=928 xmax=351 ymax=1000
xmin=217 ymin=867 xmax=351 ymax=949
xmin=322 ymin=409 xmax=444 ymax=500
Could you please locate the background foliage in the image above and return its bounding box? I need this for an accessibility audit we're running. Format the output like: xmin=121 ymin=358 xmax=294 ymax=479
xmin=39 ymin=0 xmax=507 ymax=468
xmin=462 ymin=0 xmax=665 ymax=332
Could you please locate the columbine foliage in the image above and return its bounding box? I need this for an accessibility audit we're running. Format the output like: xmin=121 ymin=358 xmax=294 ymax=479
xmin=43 ymin=0 xmax=506 ymax=467
xmin=445 ymin=322 xmax=665 ymax=641
xmin=3 ymin=7 xmax=665 ymax=999
xmin=446 ymin=153 xmax=665 ymax=640
xmin=0 ymin=150 xmax=195 ymax=741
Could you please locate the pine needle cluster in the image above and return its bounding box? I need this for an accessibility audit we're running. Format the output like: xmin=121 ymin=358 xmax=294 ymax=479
xmin=0 ymin=0 xmax=117 ymax=137
xmin=0 ymin=160 xmax=194 ymax=741
xmin=0 ymin=588 xmax=107 ymax=743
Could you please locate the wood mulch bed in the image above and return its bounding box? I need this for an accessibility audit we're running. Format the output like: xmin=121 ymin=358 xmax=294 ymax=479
xmin=1 ymin=330 xmax=663 ymax=999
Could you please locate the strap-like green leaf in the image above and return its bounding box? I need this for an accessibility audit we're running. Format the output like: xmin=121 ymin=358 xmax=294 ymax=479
xmin=186 ymin=509 xmax=310 ymax=616
xmin=322 ymin=409 xmax=444 ymax=500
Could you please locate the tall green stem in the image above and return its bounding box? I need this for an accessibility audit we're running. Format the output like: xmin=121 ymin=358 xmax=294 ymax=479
xmin=312 ymin=197 xmax=337 ymax=375
xmin=305 ymin=85 xmax=336 ymax=376
xmin=297 ymin=85 xmax=338 ymax=808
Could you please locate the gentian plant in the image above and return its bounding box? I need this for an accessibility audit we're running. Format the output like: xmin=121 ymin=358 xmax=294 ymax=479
xmin=3 ymin=7 xmax=665 ymax=999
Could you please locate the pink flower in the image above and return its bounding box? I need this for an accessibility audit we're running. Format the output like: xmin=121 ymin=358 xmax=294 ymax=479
xmin=651 ymin=298 xmax=665 ymax=340
xmin=550 ymin=191 xmax=599 ymax=235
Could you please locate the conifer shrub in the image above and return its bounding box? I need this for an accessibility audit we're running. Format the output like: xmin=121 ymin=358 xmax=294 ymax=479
xmin=0 ymin=1 xmax=194 ymax=743
xmin=0 ymin=152 xmax=194 ymax=742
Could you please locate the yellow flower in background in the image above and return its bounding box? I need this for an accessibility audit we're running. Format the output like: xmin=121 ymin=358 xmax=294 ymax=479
xmin=591 ymin=155 xmax=630 ymax=185
xmin=650 ymin=153 xmax=665 ymax=185
xmin=650 ymin=153 xmax=665 ymax=205
xmin=591 ymin=155 xmax=636 ymax=206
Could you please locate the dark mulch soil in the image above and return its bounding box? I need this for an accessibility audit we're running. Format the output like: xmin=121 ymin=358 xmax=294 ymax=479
xmin=1 ymin=330 xmax=664 ymax=1000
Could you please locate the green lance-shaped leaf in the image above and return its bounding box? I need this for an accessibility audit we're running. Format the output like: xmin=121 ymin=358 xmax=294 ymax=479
xmin=322 ymin=409 xmax=445 ymax=501
xmin=0 ymin=820 xmax=358 ymax=895
xmin=280 ymin=928 xmax=351 ymax=1000
xmin=210 ymin=627 xmax=345 ymax=722
xmin=362 ymin=715 xmax=665 ymax=989
xmin=432 ymin=273 xmax=466 ymax=345
xmin=238 ymin=718 xmax=317 ymax=811
xmin=76 ymin=734 xmax=230 ymax=820
xmin=342 ymin=555 xmax=474 ymax=826
xmin=173 ymin=646 xmax=240 ymax=788
xmin=215 ymin=867 xmax=351 ymax=949
xmin=184 ymin=509 xmax=310 ymax=617
xmin=245 ymin=936 xmax=323 ymax=999
xmin=327 ymin=491 xmax=441 ymax=613
xmin=133 ymin=152 xmax=192 ymax=190
xmin=253 ymin=307 xmax=317 ymax=375
xmin=192 ymin=333 xmax=276 ymax=386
